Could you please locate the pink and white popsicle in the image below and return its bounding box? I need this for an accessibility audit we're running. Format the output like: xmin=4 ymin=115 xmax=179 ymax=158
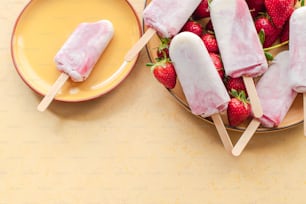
xmin=210 ymin=0 xmax=268 ymax=118
xmin=288 ymin=7 xmax=306 ymax=135
xmin=123 ymin=0 xmax=202 ymax=64
xmin=289 ymin=7 xmax=306 ymax=93
xmin=257 ymin=51 xmax=297 ymax=128
xmin=143 ymin=0 xmax=202 ymax=38
xmin=37 ymin=20 xmax=114 ymax=112
xmin=210 ymin=0 xmax=268 ymax=78
xmin=55 ymin=20 xmax=114 ymax=82
xmin=169 ymin=32 xmax=233 ymax=152
xmin=289 ymin=7 xmax=306 ymax=92
xmin=232 ymin=51 xmax=297 ymax=156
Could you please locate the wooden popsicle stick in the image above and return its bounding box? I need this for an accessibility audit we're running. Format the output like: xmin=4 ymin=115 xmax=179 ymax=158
xmin=37 ymin=73 xmax=69 ymax=112
xmin=304 ymin=93 xmax=306 ymax=136
xmin=124 ymin=27 xmax=156 ymax=62
xmin=211 ymin=113 xmax=233 ymax=153
xmin=243 ymin=76 xmax=263 ymax=118
xmin=232 ymin=119 xmax=261 ymax=156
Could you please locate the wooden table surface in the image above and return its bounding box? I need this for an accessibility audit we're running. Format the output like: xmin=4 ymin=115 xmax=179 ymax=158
xmin=1 ymin=0 xmax=306 ymax=203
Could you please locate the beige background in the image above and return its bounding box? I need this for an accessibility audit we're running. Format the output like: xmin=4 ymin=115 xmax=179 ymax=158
xmin=1 ymin=0 xmax=306 ymax=203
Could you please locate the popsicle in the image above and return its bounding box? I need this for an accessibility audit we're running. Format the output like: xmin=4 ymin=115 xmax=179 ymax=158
xmin=37 ymin=20 xmax=114 ymax=112
xmin=232 ymin=51 xmax=297 ymax=156
xmin=288 ymin=7 xmax=306 ymax=136
xmin=121 ymin=0 xmax=202 ymax=72
xmin=169 ymin=32 xmax=233 ymax=153
xmin=210 ymin=0 xmax=268 ymax=118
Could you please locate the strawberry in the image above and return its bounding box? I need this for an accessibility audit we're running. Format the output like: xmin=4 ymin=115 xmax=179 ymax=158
xmin=246 ymin=0 xmax=265 ymax=18
xmin=193 ymin=0 xmax=210 ymax=19
xmin=226 ymin=77 xmax=248 ymax=95
xmin=209 ymin=53 xmax=225 ymax=79
xmin=205 ymin=20 xmax=214 ymax=32
xmin=264 ymin=0 xmax=295 ymax=29
xmin=227 ymin=90 xmax=251 ymax=127
xmin=156 ymin=38 xmax=171 ymax=59
xmin=254 ymin=15 xmax=281 ymax=48
xmin=181 ymin=20 xmax=203 ymax=36
xmin=147 ymin=59 xmax=177 ymax=89
xmin=280 ymin=20 xmax=289 ymax=43
xmin=201 ymin=33 xmax=219 ymax=53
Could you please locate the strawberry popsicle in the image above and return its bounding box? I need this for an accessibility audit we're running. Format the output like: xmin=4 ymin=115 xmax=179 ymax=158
xmin=143 ymin=0 xmax=202 ymax=38
xmin=257 ymin=51 xmax=297 ymax=128
xmin=210 ymin=0 xmax=268 ymax=78
xmin=123 ymin=0 xmax=202 ymax=64
xmin=289 ymin=7 xmax=306 ymax=92
xmin=288 ymin=7 xmax=306 ymax=135
xmin=232 ymin=51 xmax=297 ymax=156
xmin=37 ymin=20 xmax=114 ymax=112
xmin=169 ymin=32 xmax=233 ymax=152
xmin=55 ymin=20 xmax=114 ymax=82
xmin=210 ymin=0 xmax=268 ymax=118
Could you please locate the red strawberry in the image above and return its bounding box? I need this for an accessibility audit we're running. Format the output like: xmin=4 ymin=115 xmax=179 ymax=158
xmin=201 ymin=33 xmax=219 ymax=53
xmin=246 ymin=0 xmax=265 ymax=18
xmin=147 ymin=59 xmax=177 ymax=89
xmin=265 ymin=0 xmax=295 ymax=29
xmin=226 ymin=77 xmax=248 ymax=95
xmin=193 ymin=0 xmax=210 ymax=19
xmin=254 ymin=15 xmax=281 ymax=48
xmin=209 ymin=53 xmax=225 ymax=79
xmin=280 ymin=20 xmax=289 ymax=43
xmin=156 ymin=38 xmax=171 ymax=59
xmin=227 ymin=90 xmax=251 ymax=127
xmin=205 ymin=20 xmax=214 ymax=32
xmin=181 ymin=20 xmax=203 ymax=36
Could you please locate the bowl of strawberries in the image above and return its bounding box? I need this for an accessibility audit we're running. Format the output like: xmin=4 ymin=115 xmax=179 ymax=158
xmin=144 ymin=0 xmax=304 ymax=132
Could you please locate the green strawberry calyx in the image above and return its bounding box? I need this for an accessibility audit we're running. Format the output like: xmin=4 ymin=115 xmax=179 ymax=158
xmin=146 ymin=57 xmax=172 ymax=72
xmin=230 ymin=89 xmax=250 ymax=108
xmin=157 ymin=37 xmax=170 ymax=58
xmin=158 ymin=38 xmax=170 ymax=50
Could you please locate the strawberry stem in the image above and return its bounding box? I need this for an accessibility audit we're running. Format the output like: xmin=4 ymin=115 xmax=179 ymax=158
xmin=263 ymin=41 xmax=289 ymax=51
xmin=146 ymin=57 xmax=171 ymax=72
